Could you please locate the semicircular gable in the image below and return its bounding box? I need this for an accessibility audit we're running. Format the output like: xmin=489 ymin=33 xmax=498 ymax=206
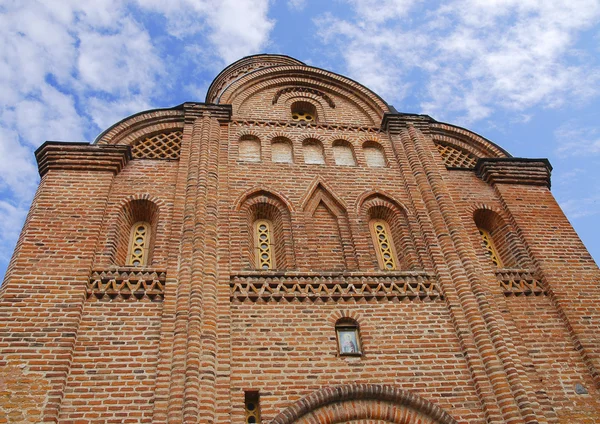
xmin=217 ymin=65 xmax=390 ymax=125
xmin=430 ymin=122 xmax=511 ymax=160
xmin=206 ymin=54 xmax=305 ymax=103
xmin=94 ymin=107 xmax=185 ymax=146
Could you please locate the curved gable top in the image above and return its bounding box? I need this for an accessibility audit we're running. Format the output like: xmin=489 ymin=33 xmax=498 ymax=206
xmin=209 ymin=54 xmax=391 ymax=121
xmin=206 ymin=54 xmax=305 ymax=104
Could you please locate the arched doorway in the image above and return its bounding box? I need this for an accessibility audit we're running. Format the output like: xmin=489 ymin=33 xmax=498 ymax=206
xmin=269 ymin=384 xmax=457 ymax=424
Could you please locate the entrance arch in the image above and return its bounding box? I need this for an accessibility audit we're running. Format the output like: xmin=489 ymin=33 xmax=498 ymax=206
xmin=270 ymin=384 xmax=457 ymax=424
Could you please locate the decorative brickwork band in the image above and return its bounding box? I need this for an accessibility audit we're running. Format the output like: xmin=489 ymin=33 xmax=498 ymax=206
xmin=36 ymin=142 xmax=131 ymax=176
xmin=495 ymin=269 xmax=546 ymax=296
xmin=230 ymin=272 xmax=441 ymax=302
xmin=476 ymin=158 xmax=552 ymax=188
xmin=269 ymin=384 xmax=458 ymax=424
xmin=272 ymin=87 xmax=336 ymax=108
xmin=87 ymin=269 xmax=166 ymax=300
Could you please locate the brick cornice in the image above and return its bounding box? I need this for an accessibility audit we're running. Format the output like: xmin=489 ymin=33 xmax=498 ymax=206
xmin=381 ymin=112 xmax=435 ymax=134
xmin=476 ymin=158 xmax=552 ymax=188
xmin=182 ymin=102 xmax=232 ymax=123
xmin=35 ymin=142 xmax=131 ymax=177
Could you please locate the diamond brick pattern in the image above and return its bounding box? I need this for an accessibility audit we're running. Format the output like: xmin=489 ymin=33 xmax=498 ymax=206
xmin=131 ymin=131 xmax=182 ymax=159
xmin=435 ymin=142 xmax=478 ymax=168
xmin=230 ymin=273 xmax=441 ymax=302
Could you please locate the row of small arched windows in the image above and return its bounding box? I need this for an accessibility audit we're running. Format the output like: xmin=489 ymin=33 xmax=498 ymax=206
xmin=121 ymin=205 xmax=521 ymax=270
xmin=239 ymin=135 xmax=387 ymax=167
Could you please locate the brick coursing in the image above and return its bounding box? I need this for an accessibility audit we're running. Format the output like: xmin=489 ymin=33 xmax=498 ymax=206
xmin=1 ymin=54 xmax=599 ymax=423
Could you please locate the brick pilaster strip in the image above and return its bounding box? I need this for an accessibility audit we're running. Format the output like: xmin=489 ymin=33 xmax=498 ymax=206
xmin=476 ymin=158 xmax=552 ymax=188
xmin=385 ymin=114 xmax=543 ymax=423
xmin=182 ymin=113 xmax=222 ymax=423
xmin=35 ymin=142 xmax=131 ymax=176
xmin=384 ymin=115 xmax=507 ymax=423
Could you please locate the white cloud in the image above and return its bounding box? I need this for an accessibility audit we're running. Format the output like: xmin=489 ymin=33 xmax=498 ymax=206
xmin=315 ymin=0 xmax=600 ymax=123
xmin=77 ymin=18 xmax=165 ymax=96
xmin=555 ymin=124 xmax=600 ymax=157
xmin=136 ymin=0 xmax=275 ymax=64
xmin=288 ymin=0 xmax=307 ymax=11
xmin=560 ymin=194 xmax=600 ymax=220
xmin=0 ymin=200 xmax=29 ymax=265
xmin=0 ymin=0 xmax=277 ymax=279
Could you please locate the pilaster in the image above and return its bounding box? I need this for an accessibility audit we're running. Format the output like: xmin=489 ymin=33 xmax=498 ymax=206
xmin=384 ymin=114 xmax=543 ymax=424
xmin=479 ymin=160 xmax=600 ymax=390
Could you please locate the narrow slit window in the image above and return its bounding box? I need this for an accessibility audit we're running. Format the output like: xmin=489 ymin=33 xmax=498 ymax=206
xmin=127 ymin=222 xmax=151 ymax=266
xmin=479 ymin=228 xmax=503 ymax=267
xmin=255 ymin=220 xmax=275 ymax=270
xmin=245 ymin=391 xmax=261 ymax=424
xmin=370 ymin=219 xmax=397 ymax=270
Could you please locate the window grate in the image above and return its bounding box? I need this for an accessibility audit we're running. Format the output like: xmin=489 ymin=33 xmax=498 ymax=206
xmin=370 ymin=220 xmax=397 ymax=270
xmin=255 ymin=220 xmax=274 ymax=270
xmin=435 ymin=142 xmax=477 ymax=168
xmin=479 ymin=228 xmax=503 ymax=267
xmin=127 ymin=222 xmax=150 ymax=266
xmin=131 ymin=131 xmax=182 ymax=159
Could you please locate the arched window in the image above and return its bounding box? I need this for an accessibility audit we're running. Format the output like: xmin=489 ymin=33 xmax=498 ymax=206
xmin=473 ymin=208 xmax=527 ymax=268
xmin=239 ymin=135 xmax=261 ymax=162
xmin=369 ymin=219 xmax=398 ymax=270
xmin=363 ymin=141 xmax=386 ymax=167
xmin=271 ymin=137 xmax=293 ymax=163
xmin=336 ymin=318 xmax=362 ymax=356
xmin=478 ymin=227 xmax=503 ymax=267
xmin=332 ymin=140 xmax=356 ymax=166
xmin=127 ymin=221 xmax=151 ymax=266
xmin=254 ymin=219 xmax=275 ymax=270
xmin=302 ymin=139 xmax=325 ymax=164
xmin=291 ymin=101 xmax=316 ymax=122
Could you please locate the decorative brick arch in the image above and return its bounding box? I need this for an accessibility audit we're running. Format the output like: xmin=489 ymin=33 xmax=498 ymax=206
xmin=358 ymin=192 xmax=424 ymax=270
xmin=94 ymin=108 xmax=184 ymax=146
xmin=469 ymin=204 xmax=530 ymax=269
xmin=99 ymin=194 xmax=165 ymax=266
xmin=216 ymin=58 xmax=390 ymax=125
xmin=430 ymin=123 xmax=509 ymax=160
xmin=301 ymin=179 xmax=358 ymax=270
xmin=235 ymin=188 xmax=296 ymax=269
xmin=269 ymin=384 xmax=457 ymax=424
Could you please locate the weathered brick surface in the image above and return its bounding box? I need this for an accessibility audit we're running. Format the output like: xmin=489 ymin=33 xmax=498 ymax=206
xmin=1 ymin=54 xmax=599 ymax=424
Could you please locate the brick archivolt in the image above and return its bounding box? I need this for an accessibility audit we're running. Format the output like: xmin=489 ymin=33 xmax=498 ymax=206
xmin=94 ymin=109 xmax=184 ymax=146
xmin=431 ymin=123 xmax=509 ymax=160
xmin=219 ymin=66 xmax=388 ymax=125
xmin=206 ymin=54 xmax=304 ymax=103
xmin=269 ymin=384 xmax=457 ymax=424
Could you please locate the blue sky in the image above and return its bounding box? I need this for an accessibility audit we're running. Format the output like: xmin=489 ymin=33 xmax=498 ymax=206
xmin=1 ymin=0 xmax=599 ymax=281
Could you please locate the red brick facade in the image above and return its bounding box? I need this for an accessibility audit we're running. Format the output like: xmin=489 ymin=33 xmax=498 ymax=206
xmin=1 ymin=54 xmax=599 ymax=423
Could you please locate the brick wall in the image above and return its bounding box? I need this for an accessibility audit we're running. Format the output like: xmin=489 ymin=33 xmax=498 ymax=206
xmin=1 ymin=55 xmax=600 ymax=424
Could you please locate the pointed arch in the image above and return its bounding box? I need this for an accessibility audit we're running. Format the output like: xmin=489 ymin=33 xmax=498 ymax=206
xmin=302 ymin=181 xmax=357 ymax=270
xmin=270 ymin=384 xmax=458 ymax=424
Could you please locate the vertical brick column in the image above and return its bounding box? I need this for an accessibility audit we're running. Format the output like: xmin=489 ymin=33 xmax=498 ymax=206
xmin=162 ymin=105 xmax=230 ymax=423
xmin=384 ymin=115 xmax=542 ymax=424
xmin=0 ymin=143 xmax=129 ymax=423
xmin=477 ymin=159 xmax=600 ymax=388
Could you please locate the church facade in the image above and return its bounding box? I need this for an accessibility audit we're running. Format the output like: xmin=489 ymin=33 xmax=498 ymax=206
xmin=1 ymin=54 xmax=600 ymax=423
